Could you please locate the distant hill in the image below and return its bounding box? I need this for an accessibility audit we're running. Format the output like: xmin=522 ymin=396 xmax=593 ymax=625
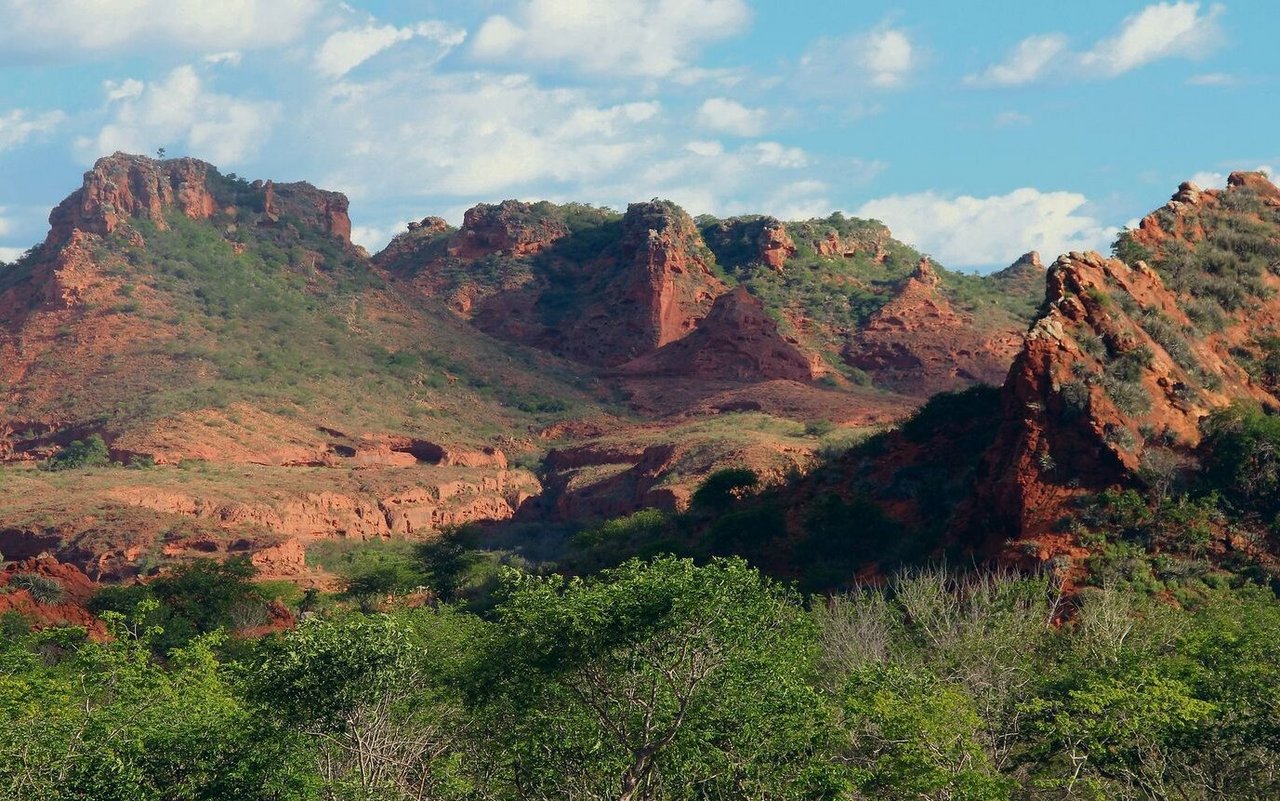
xmin=0 ymin=152 xmax=1042 ymax=581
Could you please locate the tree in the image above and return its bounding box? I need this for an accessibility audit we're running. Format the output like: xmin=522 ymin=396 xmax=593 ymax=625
xmin=469 ymin=556 xmax=844 ymax=800
xmin=250 ymin=608 xmax=482 ymax=800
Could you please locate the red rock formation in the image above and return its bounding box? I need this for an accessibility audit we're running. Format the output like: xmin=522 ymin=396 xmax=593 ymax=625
xmin=844 ymin=258 xmax=1022 ymax=396
xmin=759 ymin=220 xmax=796 ymax=270
xmin=263 ymin=180 xmax=354 ymax=243
xmin=0 ymin=557 xmax=105 ymax=636
xmin=448 ymin=200 xmax=569 ymax=259
xmin=971 ymin=240 xmax=1278 ymax=543
xmin=614 ymin=286 xmax=818 ymax=381
xmin=814 ymin=224 xmax=890 ymax=263
xmin=48 ymin=152 xmax=217 ymax=242
xmin=555 ymin=200 xmax=726 ymax=365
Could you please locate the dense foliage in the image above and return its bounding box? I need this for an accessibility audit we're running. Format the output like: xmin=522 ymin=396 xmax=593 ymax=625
xmin=6 ymin=558 xmax=1280 ymax=800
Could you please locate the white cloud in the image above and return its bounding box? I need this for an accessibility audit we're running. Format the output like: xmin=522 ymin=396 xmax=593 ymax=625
xmin=968 ymin=2 xmax=1225 ymax=87
xmin=1081 ymin=2 xmax=1224 ymax=76
xmin=0 ymin=108 xmax=66 ymax=150
xmin=315 ymin=21 xmax=466 ymax=79
xmin=471 ymin=0 xmax=751 ymax=78
xmin=315 ymin=72 xmax=664 ymax=199
xmin=1186 ymin=71 xmax=1235 ymax=86
xmin=965 ymin=34 xmax=1068 ymax=86
xmin=994 ymin=110 xmax=1033 ymax=128
xmin=856 ymin=188 xmax=1117 ymax=270
xmin=685 ymin=140 xmax=724 ymax=157
xmin=695 ymin=97 xmax=767 ymax=137
xmin=798 ymin=27 xmax=919 ymax=91
xmin=750 ymin=142 xmax=807 ymax=168
xmin=79 ymin=66 xmax=278 ymax=166
xmin=104 ymin=79 xmax=145 ymax=102
xmin=0 ymin=247 xmax=25 ymax=262
xmin=860 ymin=29 xmax=917 ymax=88
xmin=0 ymin=0 xmax=321 ymax=60
xmin=204 ymin=51 xmax=243 ymax=67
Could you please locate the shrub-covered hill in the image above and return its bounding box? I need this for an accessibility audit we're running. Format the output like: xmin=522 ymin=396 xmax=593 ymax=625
xmin=377 ymin=199 xmax=1043 ymax=399
xmin=667 ymin=172 xmax=1280 ymax=591
xmin=0 ymin=153 xmax=609 ymax=465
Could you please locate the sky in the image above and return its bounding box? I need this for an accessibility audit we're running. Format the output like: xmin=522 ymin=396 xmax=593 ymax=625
xmin=0 ymin=0 xmax=1275 ymax=272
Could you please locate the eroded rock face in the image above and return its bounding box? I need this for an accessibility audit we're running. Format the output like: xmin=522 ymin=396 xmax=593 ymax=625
xmin=971 ymin=242 xmax=1278 ymax=542
xmin=844 ymin=258 xmax=1022 ymax=396
xmin=554 ymin=200 xmax=726 ymax=365
xmin=814 ymin=224 xmax=890 ymax=263
xmin=0 ymin=557 xmax=104 ymax=636
xmin=615 ymin=286 xmax=818 ymax=381
xmin=49 ymin=153 xmax=217 ymax=242
xmin=449 ymin=200 xmax=570 ymax=259
xmin=258 ymin=180 xmax=354 ymax=243
xmin=701 ymin=216 xmax=796 ymax=271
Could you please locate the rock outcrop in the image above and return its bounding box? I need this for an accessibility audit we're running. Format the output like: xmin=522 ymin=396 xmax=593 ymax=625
xmin=551 ymin=200 xmax=726 ymax=365
xmin=844 ymin=258 xmax=1022 ymax=396
xmin=700 ymin=216 xmax=796 ymax=271
xmin=255 ymin=179 xmax=354 ymax=244
xmin=615 ymin=286 xmax=818 ymax=381
xmin=449 ymin=200 xmax=570 ymax=259
xmin=48 ymin=153 xmax=219 ymax=243
xmin=0 ymin=557 xmax=104 ymax=636
xmin=969 ymin=171 xmax=1280 ymax=545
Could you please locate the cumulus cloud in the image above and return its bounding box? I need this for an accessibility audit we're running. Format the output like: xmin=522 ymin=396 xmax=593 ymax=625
xmin=856 ymin=188 xmax=1118 ymax=270
xmin=965 ymin=34 xmax=1068 ymax=86
xmin=316 ymin=72 xmax=664 ymax=199
xmin=0 ymin=0 xmax=321 ymax=61
xmin=798 ymin=27 xmax=919 ymax=91
xmin=79 ymin=66 xmax=278 ymax=165
xmin=968 ymin=2 xmax=1224 ymax=87
xmin=859 ymin=29 xmax=917 ymax=88
xmin=0 ymin=108 xmax=66 ymax=150
xmin=315 ymin=21 xmax=466 ymax=78
xmin=695 ymin=97 xmax=767 ymax=137
xmin=471 ymin=0 xmax=751 ymax=77
xmin=1081 ymin=2 xmax=1224 ymax=76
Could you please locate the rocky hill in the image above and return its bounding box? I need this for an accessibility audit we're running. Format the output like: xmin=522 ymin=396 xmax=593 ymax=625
xmin=0 ymin=152 xmax=1046 ymax=584
xmin=710 ymin=171 xmax=1280 ymax=586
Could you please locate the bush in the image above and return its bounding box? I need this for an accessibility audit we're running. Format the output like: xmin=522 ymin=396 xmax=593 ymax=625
xmin=1199 ymin=403 xmax=1280 ymax=519
xmin=43 ymin=434 xmax=110 ymax=471
xmin=9 ymin=573 xmax=65 ymax=605
xmin=691 ymin=468 xmax=760 ymax=514
xmin=1112 ymin=230 xmax=1154 ymax=264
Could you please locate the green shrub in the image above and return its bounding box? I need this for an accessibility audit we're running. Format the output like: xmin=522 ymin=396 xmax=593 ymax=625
xmin=1112 ymin=230 xmax=1154 ymax=265
xmin=691 ymin=468 xmax=760 ymax=513
xmin=43 ymin=433 xmax=110 ymax=471
xmin=9 ymin=573 xmax=65 ymax=605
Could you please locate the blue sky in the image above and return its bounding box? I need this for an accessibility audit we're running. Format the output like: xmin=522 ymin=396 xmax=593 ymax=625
xmin=0 ymin=0 xmax=1275 ymax=271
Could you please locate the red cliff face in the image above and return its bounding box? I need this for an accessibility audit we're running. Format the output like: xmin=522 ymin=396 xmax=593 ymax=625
xmin=258 ymin=180 xmax=354 ymax=244
xmin=844 ymin=258 xmax=1023 ymax=396
xmin=759 ymin=220 xmax=796 ymax=270
xmin=48 ymin=152 xmax=217 ymax=242
xmin=972 ymin=240 xmax=1280 ymax=545
xmin=556 ymin=200 xmax=726 ymax=365
xmin=614 ymin=286 xmax=819 ymax=381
